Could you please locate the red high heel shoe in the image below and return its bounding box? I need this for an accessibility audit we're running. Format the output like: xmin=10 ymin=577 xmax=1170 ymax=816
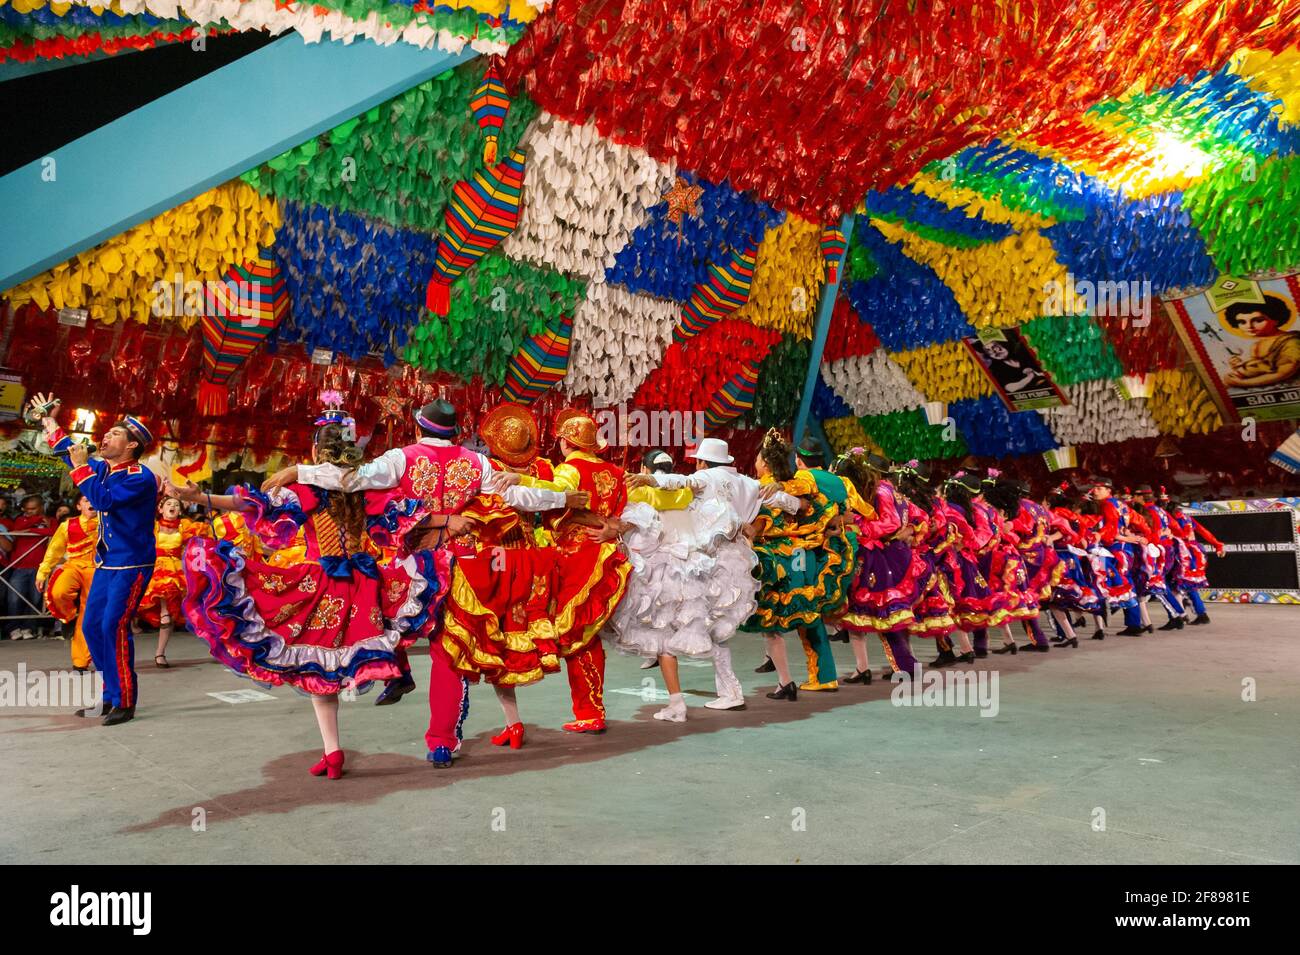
xmin=324 ymin=750 xmax=345 ymax=780
xmin=308 ymin=753 xmax=329 ymax=777
xmin=490 ymin=722 xmax=525 ymax=749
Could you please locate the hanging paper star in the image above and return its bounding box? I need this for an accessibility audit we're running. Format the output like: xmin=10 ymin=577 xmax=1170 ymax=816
xmin=371 ymin=389 xmax=407 ymax=445
xmin=661 ymin=177 xmax=704 ymax=231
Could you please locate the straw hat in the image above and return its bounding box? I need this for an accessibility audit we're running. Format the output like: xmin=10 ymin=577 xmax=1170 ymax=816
xmin=481 ymin=404 xmax=541 ymax=469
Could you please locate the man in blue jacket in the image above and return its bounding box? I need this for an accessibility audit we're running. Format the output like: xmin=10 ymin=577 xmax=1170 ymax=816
xmin=30 ymin=393 xmax=158 ymax=725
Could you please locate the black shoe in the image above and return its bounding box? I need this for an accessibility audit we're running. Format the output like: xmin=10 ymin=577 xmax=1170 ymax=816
xmin=374 ymin=675 xmax=416 ymax=706
xmin=1020 ymin=642 xmax=1049 ymax=652
xmin=1158 ymin=618 xmax=1181 ymax=631
xmin=1056 ymin=636 xmax=1078 ymax=648
xmin=1142 ymin=624 xmax=1154 ymax=633
xmin=992 ymin=643 xmax=1017 ymax=655
xmin=956 ymin=651 xmax=976 ymax=664
xmin=833 ymin=630 xmax=850 ymax=644
xmin=765 ymin=681 xmax=797 ymax=701
xmin=1071 ymin=616 xmax=1086 ymax=628
xmin=755 ymin=657 xmax=776 ymax=674
xmin=929 ymin=650 xmax=957 ymax=668
xmin=841 ymin=668 xmax=872 ymax=685
xmin=1190 ymin=613 xmax=1211 ymax=625
xmin=102 ymin=706 xmax=135 ymax=726
xmin=974 ymin=648 xmax=989 ymax=658
xmin=1091 ymin=628 xmax=1105 ymax=641
xmin=1117 ymin=625 xmax=1144 ymax=636
xmin=880 ymin=667 xmax=898 ymax=680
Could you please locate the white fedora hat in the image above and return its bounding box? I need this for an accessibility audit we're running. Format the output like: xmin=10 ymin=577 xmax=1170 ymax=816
xmin=689 ymin=437 xmax=734 ymax=465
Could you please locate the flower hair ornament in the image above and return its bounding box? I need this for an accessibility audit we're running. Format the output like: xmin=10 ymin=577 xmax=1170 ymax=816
xmin=314 ymin=390 xmax=357 ymax=442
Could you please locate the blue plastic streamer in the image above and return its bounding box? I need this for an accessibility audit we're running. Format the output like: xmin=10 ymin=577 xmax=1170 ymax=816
xmin=862 ymin=185 xmax=1014 ymax=243
xmin=271 ymin=201 xmax=436 ymax=365
xmin=1043 ymin=179 xmax=1217 ymax=299
xmin=605 ymin=172 xmax=783 ymax=302
xmin=949 ymin=395 xmax=1058 ymax=458
xmin=842 ymin=221 xmax=975 ymax=350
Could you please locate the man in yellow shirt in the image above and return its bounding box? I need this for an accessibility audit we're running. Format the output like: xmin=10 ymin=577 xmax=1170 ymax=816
xmin=37 ymin=495 xmax=98 ymax=670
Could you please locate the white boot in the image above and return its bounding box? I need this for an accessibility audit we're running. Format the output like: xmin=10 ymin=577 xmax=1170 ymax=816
xmin=653 ymin=695 xmax=687 ymax=722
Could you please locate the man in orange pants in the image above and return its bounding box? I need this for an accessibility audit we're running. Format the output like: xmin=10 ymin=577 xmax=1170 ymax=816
xmin=37 ymin=495 xmax=98 ymax=671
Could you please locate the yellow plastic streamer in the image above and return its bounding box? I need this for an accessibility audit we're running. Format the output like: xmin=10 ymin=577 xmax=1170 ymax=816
xmin=1146 ymin=368 xmax=1224 ymax=437
xmin=891 ymin=340 xmax=993 ymax=403
xmin=732 ymin=214 xmax=824 ymax=339
xmin=4 ymin=180 xmax=279 ymax=328
xmin=908 ymin=172 xmax=1057 ymax=232
xmin=871 ymin=217 xmax=1067 ymax=329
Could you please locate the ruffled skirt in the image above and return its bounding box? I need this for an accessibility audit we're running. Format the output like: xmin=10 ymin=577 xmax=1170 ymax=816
xmin=441 ymin=543 xmax=561 ymax=686
xmin=838 ymin=539 xmax=926 ymax=633
xmin=943 ymin=550 xmax=1016 ymax=629
xmin=1172 ymin=539 xmax=1208 ymax=588
xmin=1050 ymin=548 xmax=1104 ymax=614
xmin=137 ymin=555 xmax=185 ymax=628
xmin=182 ymin=538 xmax=446 ymax=696
xmin=908 ymin=551 xmax=958 ymax=638
xmin=551 ymin=538 xmax=631 ymax=658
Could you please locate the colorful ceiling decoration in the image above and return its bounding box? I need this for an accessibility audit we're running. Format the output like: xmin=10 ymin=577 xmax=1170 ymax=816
xmin=0 ymin=0 xmax=218 ymax=62
xmin=5 ymin=5 xmax=1300 ymax=496
xmin=37 ymin=0 xmax=551 ymax=58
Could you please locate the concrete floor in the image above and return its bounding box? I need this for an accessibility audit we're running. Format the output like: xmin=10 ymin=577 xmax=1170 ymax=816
xmin=1 ymin=603 xmax=1297 ymax=864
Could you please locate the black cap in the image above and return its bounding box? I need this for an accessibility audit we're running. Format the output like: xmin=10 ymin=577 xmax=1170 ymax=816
xmin=1134 ymin=483 xmax=1154 ymax=495
xmin=1090 ymin=475 xmax=1114 ymax=488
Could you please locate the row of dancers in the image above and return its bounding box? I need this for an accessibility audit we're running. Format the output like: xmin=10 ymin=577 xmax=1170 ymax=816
xmin=32 ymin=391 xmax=1222 ymax=776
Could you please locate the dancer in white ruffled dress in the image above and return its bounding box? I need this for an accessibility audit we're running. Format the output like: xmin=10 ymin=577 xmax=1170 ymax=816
xmin=621 ymin=439 xmax=802 ymax=721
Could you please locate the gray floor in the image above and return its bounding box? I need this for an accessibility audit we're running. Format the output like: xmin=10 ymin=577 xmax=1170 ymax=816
xmin=1 ymin=603 xmax=1297 ymax=864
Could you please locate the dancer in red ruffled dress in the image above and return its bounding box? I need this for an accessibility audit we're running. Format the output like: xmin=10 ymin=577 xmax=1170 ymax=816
xmin=173 ymin=401 xmax=449 ymax=780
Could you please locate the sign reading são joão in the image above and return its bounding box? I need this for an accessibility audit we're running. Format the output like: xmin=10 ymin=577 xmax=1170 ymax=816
xmin=1166 ymin=272 xmax=1300 ymax=423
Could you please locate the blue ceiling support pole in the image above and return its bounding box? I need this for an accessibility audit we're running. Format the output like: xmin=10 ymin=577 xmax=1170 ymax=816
xmin=0 ymin=32 xmax=476 ymax=291
xmin=792 ymin=211 xmax=855 ymax=451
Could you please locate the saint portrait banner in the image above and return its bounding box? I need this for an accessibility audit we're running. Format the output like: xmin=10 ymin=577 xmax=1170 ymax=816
xmin=963 ymin=326 xmax=1068 ymax=412
xmin=1164 ymin=273 xmax=1300 ymax=424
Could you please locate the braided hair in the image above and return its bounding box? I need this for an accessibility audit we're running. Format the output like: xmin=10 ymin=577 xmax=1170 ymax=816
xmin=313 ymin=423 xmax=367 ymax=552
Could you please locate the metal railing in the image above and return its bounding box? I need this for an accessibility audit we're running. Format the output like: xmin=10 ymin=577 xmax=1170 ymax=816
xmin=0 ymin=528 xmax=57 ymax=624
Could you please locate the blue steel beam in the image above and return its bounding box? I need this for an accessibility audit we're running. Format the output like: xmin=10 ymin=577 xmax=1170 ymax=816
xmin=792 ymin=212 xmax=855 ymax=447
xmin=0 ymin=33 xmax=475 ymax=291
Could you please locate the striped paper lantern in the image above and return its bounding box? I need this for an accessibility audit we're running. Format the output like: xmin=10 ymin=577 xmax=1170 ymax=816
xmin=673 ymin=241 xmax=758 ymax=343
xmin=703 ymin=361 xmax=761 ymax=431
xmin=821 ymin=223 xmax=847 ymax=283
xmin=199 ymin=250 xmax=287 ymax=416
xmin=502 ymin=314 xmax=575 ymax=404
xmin=470 ymin=62 xmax=510 ymax=164
xmin=425 ymin=148 xmax=527 ymax=317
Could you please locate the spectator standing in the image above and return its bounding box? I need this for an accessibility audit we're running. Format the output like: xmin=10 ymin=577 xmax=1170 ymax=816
xmin=5 ymin=495 xmax=56 ymax=639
